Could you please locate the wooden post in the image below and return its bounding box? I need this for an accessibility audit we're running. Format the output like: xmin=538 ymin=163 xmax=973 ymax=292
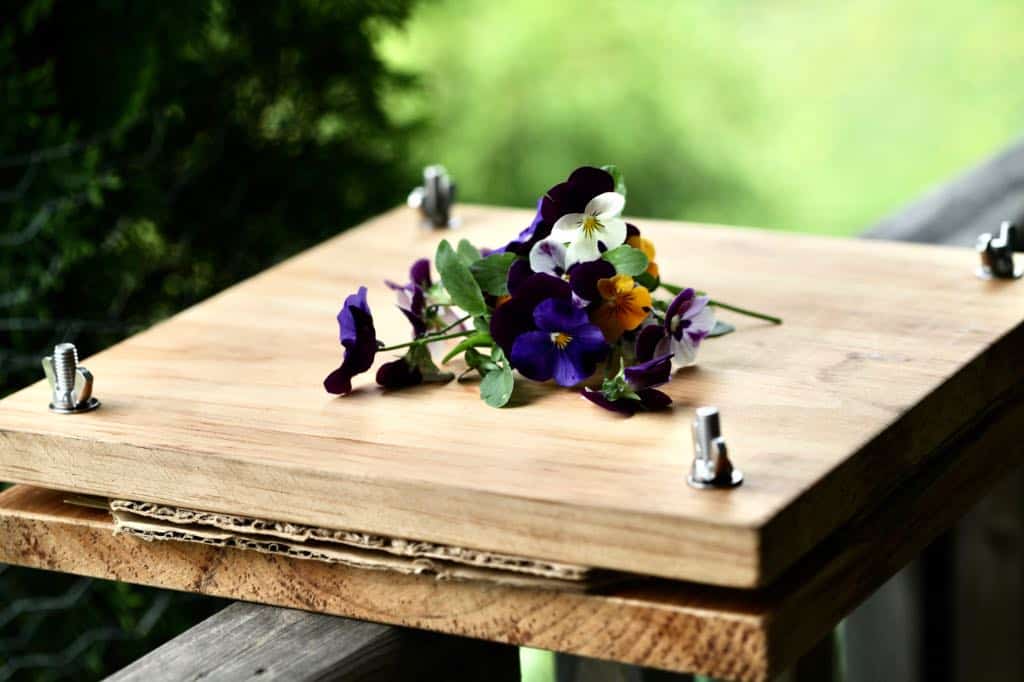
xmin=105 ymin=602 xmax=520 ymax=682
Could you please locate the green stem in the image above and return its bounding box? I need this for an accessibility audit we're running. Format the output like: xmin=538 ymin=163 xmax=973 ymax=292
xmin=437 ymin=314 xmax=472 ymax=335
xmin=660 ymin=281 xmax=782 ymax=325
xmin=707 ymin=300 xmax=782 ymax=325
xmin=378 ymin=329 xmax=474 ymax=353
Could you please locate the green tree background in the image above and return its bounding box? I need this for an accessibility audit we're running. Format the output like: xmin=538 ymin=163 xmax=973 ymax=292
xmin=3 ymin=0 xmax=1024 ymax=679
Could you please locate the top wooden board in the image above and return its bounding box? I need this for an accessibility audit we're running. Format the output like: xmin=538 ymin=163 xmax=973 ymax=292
xmin=1 ymin=205 xmax=1021 ymax=588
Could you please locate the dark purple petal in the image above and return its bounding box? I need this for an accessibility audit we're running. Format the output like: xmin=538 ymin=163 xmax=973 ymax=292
xmin=552 ymin=344 xmax=592 ymax=386
xmin=568 ymin=259 xmax=616 ymax=303
xmin=337 ymin=287 xmax=370 ymax=345
xmin=635 ymin=325 xmax=667 ymax=362
xmin=581 ymin=387 xmax=640 ymax=415
xmin=626 ymin=223 xmax=640 ymax=239
xmin=506 ymin=258 xmax=533 ymax=295
xmin=510 ymin=331 xmax=555 ymax=382
xmin=490 ymin=274 xmax=571 ymax=355
xmin=376 ymin=358 xmax=423 ymax=389
xmin=637 ymin=388 xmax=672 ymax=410
xmin=410 ymin=258 xmax=431 ymax=288
xmin=540 ymin=167 xmax=614 ymax=224
xmin=624 ymin=353 xmax=672 ymax=390
xmin=570 ymin=322 xmax=609 ymax=355
xmin=665 ymin=287 xmax=696 ymax=329
xmin=533 ymin=298 xmax=589 ymax=334
xmin=324 ymin=305 xmax=377 ymax=395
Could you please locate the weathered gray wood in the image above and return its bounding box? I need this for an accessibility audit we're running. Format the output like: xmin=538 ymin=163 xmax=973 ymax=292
xmin=105 ymin=601 xmax=519 ymax=682
xmin=865 ymin=136 xmax=1024 ymax=245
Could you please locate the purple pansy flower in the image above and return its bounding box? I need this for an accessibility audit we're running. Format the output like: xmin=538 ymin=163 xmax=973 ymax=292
xmin=490 ymin=273 xmax=572 ymax=355
xmin=510 ymin=299 xmax=608 ymax=386
xmin=324 ymin=287 xmax=377 ymax=395
xmin=582 ymin=353 xmax=674 ymax=415
xmin=634 ymin=288 xmax=715 ymax=367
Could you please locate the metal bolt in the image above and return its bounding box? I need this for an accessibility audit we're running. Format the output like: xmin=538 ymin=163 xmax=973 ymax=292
xmin=688 ymin=406 xmax=743 ymax=489
xmin=41 ymin=343 xmax=100 ymax=414
xmin=407 ymin=164 xmax=457 ymax=228
xmin=976 ymin=221 xmax=1023 ymax=280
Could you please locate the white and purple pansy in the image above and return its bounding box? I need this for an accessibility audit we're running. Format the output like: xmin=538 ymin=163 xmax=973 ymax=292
xmin=549 ymin=191 xmax=628 ymax=265
xmin=637 ymin=287 xmax=715 ymax=367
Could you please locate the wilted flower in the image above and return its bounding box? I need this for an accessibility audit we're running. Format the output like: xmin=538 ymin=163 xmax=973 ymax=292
xmin=376 ymin=357 xmax=422 ymax=389
xmin=510 ymin=299 xmax=608 ymax=386
xmin=581 ymin=353 xmax=673 ymax=415
xmin=324 ymin=287 xmax=377 ymax=395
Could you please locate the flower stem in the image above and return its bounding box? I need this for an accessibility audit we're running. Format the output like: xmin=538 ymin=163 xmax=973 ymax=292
xmin=437 ymin=314 xmax=472 ymax=335
xmin=378 ymin=329 xmax=475 ymax=353
xmin=660 ymin=282 xmax=782 ymax=325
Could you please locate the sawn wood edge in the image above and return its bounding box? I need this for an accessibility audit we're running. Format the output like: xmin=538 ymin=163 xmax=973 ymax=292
xmin=2 ymin=379 xmax=1021 ymax=681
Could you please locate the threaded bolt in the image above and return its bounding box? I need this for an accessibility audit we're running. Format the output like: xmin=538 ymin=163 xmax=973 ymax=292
xmin=52 ymin=343 xmax=78 ymax=395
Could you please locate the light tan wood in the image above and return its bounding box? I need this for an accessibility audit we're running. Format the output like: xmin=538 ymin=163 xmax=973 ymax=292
xmin=0 ymin=205 xmax=1021 ymax=587
xmin=3 ymin=378 xmax=1021 ymax=681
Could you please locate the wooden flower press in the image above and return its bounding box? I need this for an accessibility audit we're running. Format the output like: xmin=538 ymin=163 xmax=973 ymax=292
xmin=0 ymin=205 xmax=1021 ymax=681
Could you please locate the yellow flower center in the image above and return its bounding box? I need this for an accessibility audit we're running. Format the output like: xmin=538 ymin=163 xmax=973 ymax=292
xmin=551 ymin=332 xmax=573 ymax=349
xmin=581 ymin=214 xmax=602 ymax=238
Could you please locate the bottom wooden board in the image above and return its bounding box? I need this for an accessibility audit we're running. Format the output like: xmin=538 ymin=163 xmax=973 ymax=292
xmin=2 ymin=381 xmax=1021 ymax=682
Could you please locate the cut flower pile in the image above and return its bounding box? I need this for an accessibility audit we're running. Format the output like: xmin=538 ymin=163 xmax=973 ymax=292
xmin=324 ymin=166 xmax=780 ymax=414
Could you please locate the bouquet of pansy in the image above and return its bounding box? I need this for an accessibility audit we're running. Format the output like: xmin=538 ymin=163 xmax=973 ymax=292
xmin=324 ymin=166 xmax=779 ymax=414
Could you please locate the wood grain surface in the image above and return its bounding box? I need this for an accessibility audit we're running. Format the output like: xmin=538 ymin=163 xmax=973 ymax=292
xmin=2 ymin=375 xmax=1022 ymax=682
xmin=106 ymin=601 xmax=520 ymax=682
xmin=0 ymin=205 xmax=1021 ymax=587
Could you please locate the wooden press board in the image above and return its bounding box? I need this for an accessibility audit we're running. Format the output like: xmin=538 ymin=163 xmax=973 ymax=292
xmin=0 ymin=205 xmax=1021 ymax=588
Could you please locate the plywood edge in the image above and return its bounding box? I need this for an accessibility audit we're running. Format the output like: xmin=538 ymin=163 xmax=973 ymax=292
xmin=0 ymin=485 xmax=772 ymax=681
xmin=0 ymin=428 xmax=762 ymax=586
xmin=3 ymin=372 xmax=1021 ymax=681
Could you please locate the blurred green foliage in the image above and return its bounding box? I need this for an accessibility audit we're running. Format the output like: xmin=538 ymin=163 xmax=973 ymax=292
xmin=3 ymin=1 xmax=1024 ymax=680
xmin=381 ymin=0 xmax=1024 ymax=235
xmin=0 ymin=0 xmax=418 ymax=396
xmin=1 ymin=2 xmax=415 ymax=679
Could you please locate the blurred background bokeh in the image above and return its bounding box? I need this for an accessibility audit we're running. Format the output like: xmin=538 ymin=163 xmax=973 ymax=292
xmin=2 ymin=0 xmax=1022 ymax=679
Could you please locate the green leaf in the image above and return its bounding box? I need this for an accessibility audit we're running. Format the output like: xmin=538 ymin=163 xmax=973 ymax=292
xmin=708 ymin=320 xmax=736 ymax=338
xmin=441 ymin=330 xmax=494 ymax=363
xmin=481 ymin=363 xmax=514 ymax=408
xmin=600 ymin=164 xmax=627 ymax=198
xmin=435 ymin=240 xmax=487 ymax=316
xmin=602 ymin=245 xmax=649 ymax=277
xmin=463 ymin=347 xmax=495 ymax=370
xmin=470 ymin=252 xmax=517 ymax=296
xmin=635 ymin=271 xmax=660 ymax=291
xmin=457 ymin=239 xmax=482 ymax=264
